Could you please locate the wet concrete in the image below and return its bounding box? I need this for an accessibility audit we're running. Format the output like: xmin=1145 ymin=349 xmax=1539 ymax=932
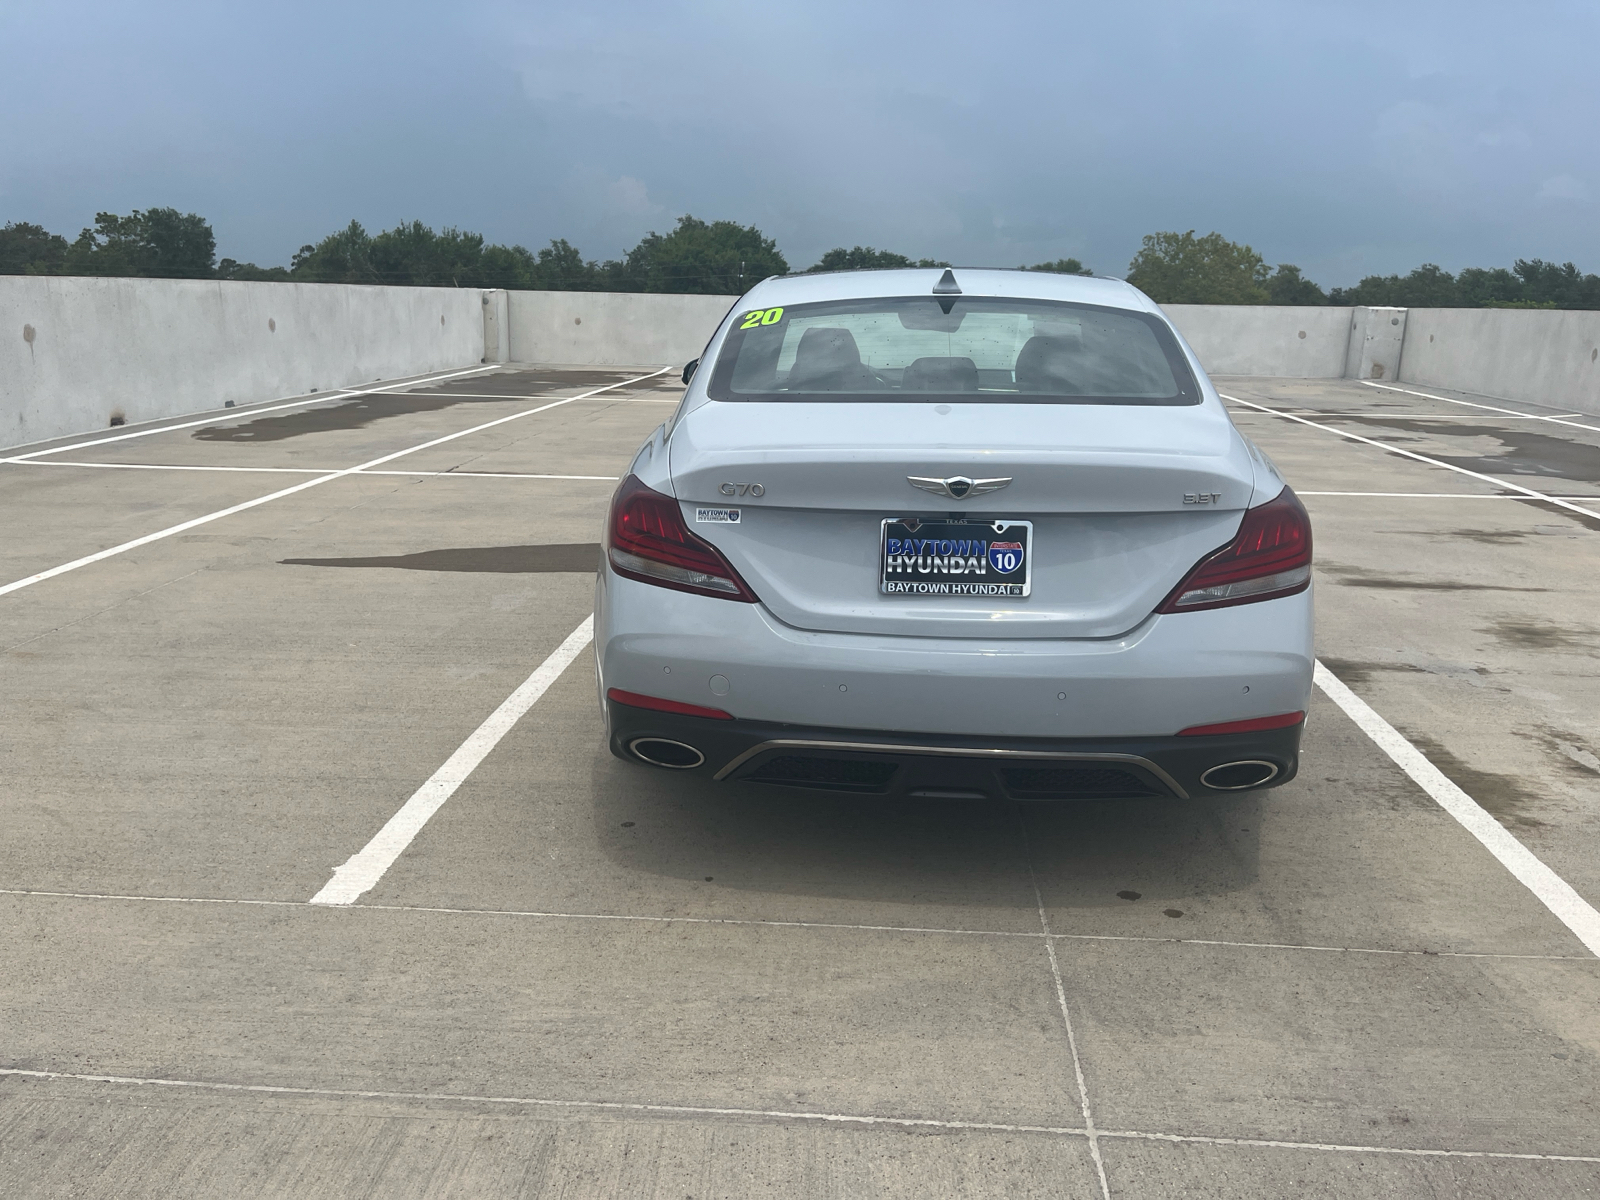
xmin=281 ymin=543 xmax=601 ymax=574
xmin=1319 ymin=562 xmax=1549 ymax=591
xmin=1517 ymin=497 xmax=1600 ymax=534
xmin=1477 ymin=616 xmax=1600 ymax=653
xmin=192 ymin=387 xmax=564 ymax=442
xmin=1402 ymin=731 xmax=1549 ymax=829
xmin=192 ymin=370 xmax=644 ymax=442
xmin=1323 ymin=414 xmax=1600 ymax=483
xmin=1316 ymin=657 xmax=1434 ymax=687
xmin=423 ymin=369 xmax=641 ymax=395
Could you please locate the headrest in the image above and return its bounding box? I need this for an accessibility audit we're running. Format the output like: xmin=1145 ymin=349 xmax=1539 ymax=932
xmin=902 ymin=356 xmax=979 ymax=392
xmin=792 ymin=326 xmax=862 ymax=369
xmin=1015 ymin=336 xmax=1083 ymax=394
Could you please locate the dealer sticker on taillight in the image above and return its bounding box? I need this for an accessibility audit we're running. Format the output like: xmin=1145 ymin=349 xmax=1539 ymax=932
xmin=880 ymin=518 xmax=1032 ymax=597
xmin=696 ymin=507 xmax=740 ymax=523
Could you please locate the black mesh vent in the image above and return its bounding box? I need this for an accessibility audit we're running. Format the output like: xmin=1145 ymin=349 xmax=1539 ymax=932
xmin=743 ymin=755 xmax=898 ymax=792
xmin=1000 ymin=766 xmax=1162 ymax=799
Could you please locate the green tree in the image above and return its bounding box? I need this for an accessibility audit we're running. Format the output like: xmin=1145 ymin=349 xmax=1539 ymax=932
xmin=290 ymin=220 xmax=376 ymax=282
xmin=63 ymin=208 xmax=216 ymax=278
xmin=529 ymin=238 xmax=601 ymax=290
xmin=1331 ymin=264 xmax=1459 ymax=307
xmin=1265 ymin=264 xmax=1326 ymax=305
xmin=1125 ymin=231 xmax=1270 ymax=304
xmin=1455 ymin=266 xmax=1522 ymax=307
xmin=1513 ymin=259 xmax=1600 ymax=308
xmin=807 ymin=246 xmax=950 ymax=271
xmin=477 ymin=242 xmax=537 ymax=290
xmin=1021 ymin=258 xmax=1093 ymax=275
xmin=217 ymin=258 xmax=291 ymax=282
xmin=0 ymin=221 xmax=70 ymax=274
xmin=369 ymin=221 xmax=487 ymax=286
xmin=614 ymin=215 xmax=788 ymax=293
xmin=286 ymin=221 xmax=617 ymax=289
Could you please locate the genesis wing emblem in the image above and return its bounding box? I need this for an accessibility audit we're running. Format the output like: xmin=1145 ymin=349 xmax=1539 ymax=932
xmin=907 ymin=475 xmax=1012 ymax=501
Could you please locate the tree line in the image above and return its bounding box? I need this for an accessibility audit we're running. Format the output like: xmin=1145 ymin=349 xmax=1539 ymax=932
xmin=3 ymin=208 xmax=1596 ymax=308
xmin=1123 ymin=229 xmax=1599 ymax=309
xmin=0 ymin=210 xmax=792 ymax=292
xmin=0 ymin=208 xmax=1086 ymax=292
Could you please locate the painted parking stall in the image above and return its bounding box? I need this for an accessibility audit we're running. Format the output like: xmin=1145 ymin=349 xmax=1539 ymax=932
xmin=2 ymin=366 xmax=1599 ymax=1197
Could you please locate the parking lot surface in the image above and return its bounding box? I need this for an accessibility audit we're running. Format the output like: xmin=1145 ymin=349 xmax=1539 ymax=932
xmin=2 ymin=366 xmax=1598 ymax=1198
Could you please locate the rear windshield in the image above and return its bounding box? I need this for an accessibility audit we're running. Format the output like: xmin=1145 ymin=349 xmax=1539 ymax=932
xmin=707 ymin=295 xmax=1199 ymax=405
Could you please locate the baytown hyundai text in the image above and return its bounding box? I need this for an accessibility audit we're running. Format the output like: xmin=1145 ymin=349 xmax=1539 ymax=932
xmin=595 ymin=269 xmax=1313 ymax=801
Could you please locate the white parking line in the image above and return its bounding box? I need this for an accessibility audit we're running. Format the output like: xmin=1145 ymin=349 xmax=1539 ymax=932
xmin=1297 ymin=491 xmax=1600 ymax=499
xmin=13 ymin=460 xmax=618 ymax=482
xmin=1222 ymin=394 xmax=1600 ymax=523
xmin=1361 ymin=380 xmax=1600 ymax=433
xmin=419 ymin=391 xmax=680 ymax=404
xmin=0 ymin=364 xmax=503 ymax=464
xmin=310 ymin=616 xmax=595 ymax=905
xmin=0 ymin=370 xmax=666 ymax=600
xmin=1315 ymin=662 xmax=1600 ymax=957
xmin=5 ymin=1068 xmax=1597 ymax=1162
xmin=1232 ymin=409 xmax=1588 ymax=421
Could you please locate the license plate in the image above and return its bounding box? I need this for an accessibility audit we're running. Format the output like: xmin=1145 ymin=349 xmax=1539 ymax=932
xmin=880 ymin=517 xmax=1032 ymax=597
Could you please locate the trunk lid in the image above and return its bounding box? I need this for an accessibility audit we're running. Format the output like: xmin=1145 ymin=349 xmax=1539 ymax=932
xmin=669 ymin=400 xmax=1256 ymax=639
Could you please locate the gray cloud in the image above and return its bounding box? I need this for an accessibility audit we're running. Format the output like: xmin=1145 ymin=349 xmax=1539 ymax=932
xmin=2 ymin=0 xmax=1597 ymax=285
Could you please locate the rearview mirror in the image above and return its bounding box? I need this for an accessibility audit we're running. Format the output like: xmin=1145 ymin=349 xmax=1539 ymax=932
xmin=682 ymin=358 xmax=700 ymax=385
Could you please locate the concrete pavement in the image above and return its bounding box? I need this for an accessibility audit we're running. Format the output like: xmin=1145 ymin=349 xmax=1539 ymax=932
xmin=2 ymin=368 xmax=1597 ymax=1198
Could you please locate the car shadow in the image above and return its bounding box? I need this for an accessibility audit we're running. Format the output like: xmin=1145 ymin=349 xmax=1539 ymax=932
xmin=588 ymin=750 xmax=1262 ymax=913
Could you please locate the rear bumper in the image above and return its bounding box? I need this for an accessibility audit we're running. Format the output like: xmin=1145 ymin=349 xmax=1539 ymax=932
xmin=607 ymin=700 xmax=1303 ymax=799
xmin=596 ymin=567 xmax=1314 ymax=741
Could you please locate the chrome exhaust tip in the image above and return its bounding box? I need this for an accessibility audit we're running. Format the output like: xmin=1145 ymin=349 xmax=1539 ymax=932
xmin=628 ymin=737 xmax=705 ymax=770
xmin=1200 ymin=760 xmax=1280 ymax=790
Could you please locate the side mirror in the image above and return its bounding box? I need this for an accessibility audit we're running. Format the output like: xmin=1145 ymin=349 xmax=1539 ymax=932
xmin=681 ymin=358 xmax=699 ymax=385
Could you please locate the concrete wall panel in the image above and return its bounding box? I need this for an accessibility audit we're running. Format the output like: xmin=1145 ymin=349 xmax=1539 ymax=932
xmin=1161 ymin=304 xmax=1353 ymax=378
xmin=1345 ymin=306 xmax=1408 ymax=381
xmin=1 ymin=275 xmax=484 ymax=450
xmin=12 ymin=276 xmax=1600 ymax=449
xmin=1399 ymin=308 xmax=1600 ymax=416
xmin=507 ymin=290 xmax=739 ymax=368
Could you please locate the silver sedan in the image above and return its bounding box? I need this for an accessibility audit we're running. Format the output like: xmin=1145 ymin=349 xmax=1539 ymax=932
xmin=595 ymin=268 xmax=1313 ymax=801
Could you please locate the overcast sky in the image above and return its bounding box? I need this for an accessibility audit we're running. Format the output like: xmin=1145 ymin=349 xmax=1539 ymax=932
xmin=2 ymin=1 xmax=1596 ymax=286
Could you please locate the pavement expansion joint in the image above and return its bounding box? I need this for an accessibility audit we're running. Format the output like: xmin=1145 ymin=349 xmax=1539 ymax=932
xmin=4 ymin=1069 xmax=1597 ymax=1163
xmin=2 ymin=888 xmax=1591 ymax=962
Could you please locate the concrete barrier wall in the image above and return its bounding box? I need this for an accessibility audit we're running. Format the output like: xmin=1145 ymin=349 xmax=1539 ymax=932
xmin=1 ymin=275 xmax=484 ymax=450
xmin=506 ymin=290 xmax=738 ymax=368
xmin=11 ymin=276 xmax=1600 ymax=449
xmin=1400 ymin=308 xmax=1600 ymax=416
xmin=1163 ymin=304 xmax=1354 ymax=378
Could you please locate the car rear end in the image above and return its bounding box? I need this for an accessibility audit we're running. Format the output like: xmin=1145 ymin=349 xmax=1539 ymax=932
xmin=595 ymin=269 xmax=1313 ymax=800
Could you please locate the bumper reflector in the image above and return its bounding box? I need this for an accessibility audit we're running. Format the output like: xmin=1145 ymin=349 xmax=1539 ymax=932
xmin=1178 ymin=711 xmax=1305 ymax=737
xmin=607 ymin=688 xmax=733 ymax=721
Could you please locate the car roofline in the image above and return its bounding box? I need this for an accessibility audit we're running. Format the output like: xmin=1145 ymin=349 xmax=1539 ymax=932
xmin=735 ymin=268 xmax=1158 ymax=316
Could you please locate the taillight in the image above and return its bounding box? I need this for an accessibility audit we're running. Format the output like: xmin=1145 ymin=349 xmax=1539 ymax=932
xmin=1179 ymin=711 xmax=1305 ymax=736
xmin=606 ymin=688 xmax=733 ymax=720
xmin=1157 ymin=487 xmax=1312 ymax=613
xmin=606 ymin=474 xmax=759 ymax=602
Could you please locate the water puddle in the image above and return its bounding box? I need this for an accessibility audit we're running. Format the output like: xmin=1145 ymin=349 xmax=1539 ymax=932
xmin=280 ymin=543 xmax=601 ymax=573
